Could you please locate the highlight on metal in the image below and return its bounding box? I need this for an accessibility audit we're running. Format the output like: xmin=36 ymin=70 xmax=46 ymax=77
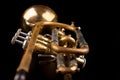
xmin=11 ymin=5 xmax=89 ymax=80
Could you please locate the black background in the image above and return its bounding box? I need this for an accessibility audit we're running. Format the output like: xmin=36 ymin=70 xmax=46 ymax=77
xmin=0 ymin=0 xmax=119 ymax=80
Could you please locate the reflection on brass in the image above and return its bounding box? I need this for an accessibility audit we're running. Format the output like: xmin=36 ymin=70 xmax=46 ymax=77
xmin=22 ymin=5 xmax=57 ymax=31
xmin=59 ymin=35 xmax=76 ymax=48
xmin=51 ymin=43 xmax=89 ymax=55
xmin=11 ymin=4 xmax=89 ymax=80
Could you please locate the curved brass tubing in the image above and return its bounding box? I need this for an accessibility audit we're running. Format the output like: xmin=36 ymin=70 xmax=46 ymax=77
xmin=34 ymin=42 xmax=50 ymax=53
xmin=16 ymin=21 xmax=76 ymax=72
xmin=35 ymin=21 xmax=76 ymax=33
xmin=16 ymin=21 xmax=89 ymax=72
xmin=37 ymin=34 xmax=51 ymax=43
xmin=51 ymin=43 xmax=89 ymax=55
xmin=59 ymin=35 xmax=76 ymax=48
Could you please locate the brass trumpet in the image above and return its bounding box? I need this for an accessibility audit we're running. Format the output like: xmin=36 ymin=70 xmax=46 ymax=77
xmin=11 ymin=5 xmax=89 ymax=80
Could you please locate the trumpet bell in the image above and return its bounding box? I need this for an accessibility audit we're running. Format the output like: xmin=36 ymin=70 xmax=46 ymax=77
xmin=22 ymin=5 xmax=58 ymax=31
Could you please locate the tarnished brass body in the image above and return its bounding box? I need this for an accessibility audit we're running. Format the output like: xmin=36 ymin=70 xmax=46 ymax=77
xmin=11 ymin=5 xmax=89 ymax=80
xmin=16 ymin=21 xmax=89 ymax=72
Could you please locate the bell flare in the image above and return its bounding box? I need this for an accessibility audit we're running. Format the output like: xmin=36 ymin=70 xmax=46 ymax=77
xmin=22 ymin=5 xmax=58 ymax=31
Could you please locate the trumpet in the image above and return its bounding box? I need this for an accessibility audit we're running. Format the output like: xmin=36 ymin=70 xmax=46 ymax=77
xmin=11 ymin=5 xmax=89 ymax=80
